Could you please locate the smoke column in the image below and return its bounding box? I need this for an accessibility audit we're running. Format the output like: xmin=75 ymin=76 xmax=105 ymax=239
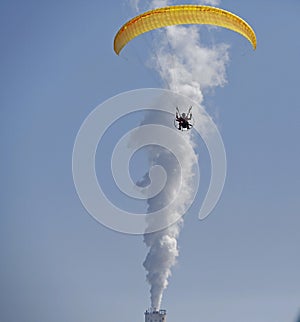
xmin=130 ymin=0 xmax=229 ymax=310
xmin=141 ymin=113 xmax=197 ymax=309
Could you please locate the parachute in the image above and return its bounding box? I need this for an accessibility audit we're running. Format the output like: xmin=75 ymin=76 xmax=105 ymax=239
xmin=114 ymin=5 xmax=256 ymax=55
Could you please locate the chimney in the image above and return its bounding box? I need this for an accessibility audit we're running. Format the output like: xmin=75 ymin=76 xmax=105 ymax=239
xmin=144 ymin=308 xmax=167 ymax=322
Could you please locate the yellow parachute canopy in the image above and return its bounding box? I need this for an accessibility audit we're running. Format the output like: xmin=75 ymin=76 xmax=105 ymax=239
xmin=114 ymin=5 xmax=256 ymax=55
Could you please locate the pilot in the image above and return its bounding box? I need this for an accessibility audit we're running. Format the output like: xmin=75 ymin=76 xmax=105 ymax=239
xmin=176 ymin=111 xmax=192 ymax=130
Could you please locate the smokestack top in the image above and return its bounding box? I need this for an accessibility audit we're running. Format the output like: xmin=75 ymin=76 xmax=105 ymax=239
xmin=145 ymin=308 xmax=167 ymax=315
xmin=145 ymin=308 xmax=167 ymax=322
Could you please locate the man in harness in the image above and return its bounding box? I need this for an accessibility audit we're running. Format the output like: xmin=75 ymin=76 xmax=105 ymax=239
xmin=175 ymin=106 xmax=193 ymax=131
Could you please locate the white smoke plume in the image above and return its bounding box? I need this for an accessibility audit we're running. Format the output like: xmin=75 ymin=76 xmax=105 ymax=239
xmin=152 ymin=25 xmax=229 ymax=104
xmin=137 ymin=109 xmax=197 ymax=309
xmin=129 ymin=0 xmax=229 ymax=310
xmin=200 ymin=0 xmax=221 ymax=5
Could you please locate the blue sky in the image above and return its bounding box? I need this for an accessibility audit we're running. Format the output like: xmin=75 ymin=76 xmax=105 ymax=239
xmin=1 ymin=1 xmax=300 ymax=322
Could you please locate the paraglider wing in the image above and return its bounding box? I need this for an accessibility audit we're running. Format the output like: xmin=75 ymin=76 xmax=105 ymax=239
xmin=114 ymin=5 xmax=257 ymax=55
